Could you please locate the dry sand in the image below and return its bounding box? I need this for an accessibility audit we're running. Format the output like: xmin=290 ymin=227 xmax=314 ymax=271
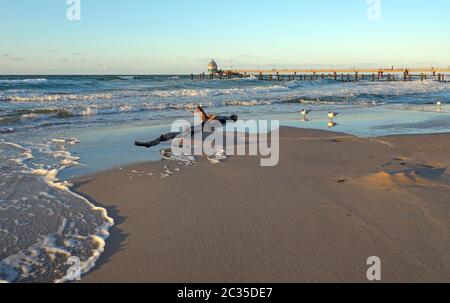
xmin=73 ymin=127 xmax=450 ymax=282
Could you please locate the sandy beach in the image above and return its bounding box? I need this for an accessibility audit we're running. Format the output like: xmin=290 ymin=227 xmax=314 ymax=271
xmin=2 ymin=0 xmax=450 ymax=288
xmin=72 ymin=126 xmax=450 ymax=283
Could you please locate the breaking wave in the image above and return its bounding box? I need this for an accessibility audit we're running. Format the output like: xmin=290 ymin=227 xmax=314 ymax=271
xmin=0 ymin=78 xmax=48 ymax=84
xmin=0 ymin=139 xmax=114 ymax=283
xmin=1 ymin=78 xmax=447 ymax=105
xmin=0 ymin=77 xmax=447 ymax=134
xmin=0 ymin=93 xmax=114 ymax=103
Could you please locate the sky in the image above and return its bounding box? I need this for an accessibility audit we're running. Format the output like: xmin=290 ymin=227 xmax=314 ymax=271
xmin=0 ymin=0 xmax=449 ymax=74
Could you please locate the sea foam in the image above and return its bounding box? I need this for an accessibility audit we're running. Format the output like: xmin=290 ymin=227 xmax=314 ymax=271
xmin=0 ymin=139 xmax=113 ymax=283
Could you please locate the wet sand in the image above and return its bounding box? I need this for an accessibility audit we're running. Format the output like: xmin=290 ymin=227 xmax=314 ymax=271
xmin=73 ymin=127 xmax=450 ymax=282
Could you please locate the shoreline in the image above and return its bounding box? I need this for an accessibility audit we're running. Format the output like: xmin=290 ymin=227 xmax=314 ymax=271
xmin=60 ymin=102 xmax=450 ymax=180
xmin=72 ymin=126 xmax=450 ymax=282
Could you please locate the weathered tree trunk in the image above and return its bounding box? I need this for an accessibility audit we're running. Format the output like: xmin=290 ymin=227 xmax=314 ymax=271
xmin=134 ymin=107 xmax=238 ymax=148
xmin=135 ymin=132 xmax=180 ymax=148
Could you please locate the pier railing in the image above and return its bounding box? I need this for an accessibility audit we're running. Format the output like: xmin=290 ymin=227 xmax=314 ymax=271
xmin=190 ymin=67 xmax=449 ymax=82
xmin=225 ymin=68 xmax=450 ymax=74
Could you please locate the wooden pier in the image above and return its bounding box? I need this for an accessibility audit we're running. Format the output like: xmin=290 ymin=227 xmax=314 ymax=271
xmin=191 ymin=67 xmax=450 ymax=83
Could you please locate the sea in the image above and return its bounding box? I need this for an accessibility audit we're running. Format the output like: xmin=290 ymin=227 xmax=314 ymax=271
xmin=0 ymin=75 xmax=449 ymax=282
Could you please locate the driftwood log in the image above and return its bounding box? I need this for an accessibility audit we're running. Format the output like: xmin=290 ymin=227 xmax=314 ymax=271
xmin=135 ymin=106 xmax=238 ymax=148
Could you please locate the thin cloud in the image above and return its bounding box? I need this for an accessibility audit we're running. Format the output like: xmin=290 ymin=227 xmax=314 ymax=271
xmin=1 ymin=54 xmax=27 ymax=61
xmin=48 ymin=50 xmax=81 ymax=56
xmin=10 ymin=57 xmax=27 ymax=61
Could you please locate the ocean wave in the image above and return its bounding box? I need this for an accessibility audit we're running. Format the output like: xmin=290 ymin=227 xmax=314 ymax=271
xmin=0 ymin=139 xmax=113 ymax=283
xmin=81 ymin=107 xmax=96 ymax=116
xmin=0 ymin=78 xmax=48 ymax=84
xmin=2 ymin=79 xmax=447 ymax=104
xmin=223 ymin=100 xmax=272 ymax=106
xmin=1 ymin=80 xmax=448 ymax=131
xmin=0 ymin=84 xmax=289 ymax=103
xmin=117 ymin=76 xmax=135 ymax=80
xmin=0 ymin=127 xmax=15 ymax=133
xmin=20 ymin=113 xmax=40 ymax=120
xmin=146 ymin=85 xmax=288 ymax=98
xmin=0 ymin=97 xmax=377 ymax=127
xmin=1 ymin=92 xmax=114 ymax=102
xmin=0 ymin=109 xmax=74 ymax=125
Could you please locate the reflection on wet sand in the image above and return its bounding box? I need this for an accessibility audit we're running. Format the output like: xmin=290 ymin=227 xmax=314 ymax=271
xmin=328 ymin=121 xmax=338 ymax=128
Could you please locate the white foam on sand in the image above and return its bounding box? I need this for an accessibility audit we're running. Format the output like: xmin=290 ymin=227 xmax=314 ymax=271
xmin=0 ymin=139 xmax=114 ymax=283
